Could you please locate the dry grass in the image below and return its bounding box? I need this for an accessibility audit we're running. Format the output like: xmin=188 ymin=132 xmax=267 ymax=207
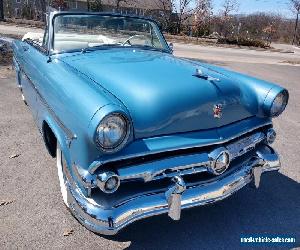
xmin=164 ymin=34 xmax=218 ymax=46
xmin=2 ymin=18 xmax=45 ymax=29
xmin=0 ymin=51 xmax=13 ymax=66
xmin=280 ymin=60 xmax=300 ymax=65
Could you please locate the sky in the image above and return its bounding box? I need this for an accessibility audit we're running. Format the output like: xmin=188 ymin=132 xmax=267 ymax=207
xmin=212 ymin=0 xmax=293 ymax=18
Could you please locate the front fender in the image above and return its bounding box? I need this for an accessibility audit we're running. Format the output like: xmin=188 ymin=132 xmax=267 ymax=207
xmin=12 ymin=56 xmax=21 ymax=85
xmin=200 ymin=63 xmax=288 ymax=117
xmin=43 ymin=114 xmax=73 ymax=167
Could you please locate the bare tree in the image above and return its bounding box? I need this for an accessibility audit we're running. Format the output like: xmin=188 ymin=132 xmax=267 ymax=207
xmin=262 ymin=24 xmax=277 ymax=45
xmin=3 ymin=0 xmax=13 ymax=18
xmin=31 ymin=0 xmax=48 ymax=20
xmin=219 ymin=0 xmax=239 ymax=37
xmin=154 ymin=0 xmax=175 ymax=31
xmin=51 ymin=0 xmax=67 ymax=10
xmin=222 ymin=0 xmax=239 ymax=17
xmin=176 ymin=0 xmax=195 ymax=34
xmin=115 ymin=0 xmax=128 ymax=11
xmin=290 ymin=0 xmax=300 ymax=45
xmin=0 ymin=0 xmax=4 ymax=20
xmin=194 ymin=0 xmax=213 ymax=36
xmin=39 ymin=0 xmax=47 ymax=13
xmin=90 ymin=0 xmax=103 ymax=12
xmin=22 ymin=1 xmax=34 ymax=20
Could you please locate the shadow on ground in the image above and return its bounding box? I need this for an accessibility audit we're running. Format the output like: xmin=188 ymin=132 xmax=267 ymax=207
xmin=106 ymin=172 xmax=300 ymax=249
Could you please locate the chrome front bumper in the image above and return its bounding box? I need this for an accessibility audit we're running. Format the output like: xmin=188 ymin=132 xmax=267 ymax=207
xmin=64 ymin=144 xmax=280 ymax=235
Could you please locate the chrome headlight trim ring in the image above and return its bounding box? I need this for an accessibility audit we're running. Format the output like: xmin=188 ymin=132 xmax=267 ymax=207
xmin=95 ymin=113 xmax=131 ymax=154
xmin=264 ymin=88 xmax=289 ymax=118
xmin=270 ymin=90 xmax=289 ymax=117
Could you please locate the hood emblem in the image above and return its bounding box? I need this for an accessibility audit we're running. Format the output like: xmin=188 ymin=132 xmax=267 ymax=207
xmin=213 ymin=104 xmax=223 ymax=119
xmin=194 ymin=69 xmax=220 ymax=82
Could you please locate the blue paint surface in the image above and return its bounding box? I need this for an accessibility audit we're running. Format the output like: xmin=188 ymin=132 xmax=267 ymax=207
xmin=12 ymin=32 xmax=287 ymax=172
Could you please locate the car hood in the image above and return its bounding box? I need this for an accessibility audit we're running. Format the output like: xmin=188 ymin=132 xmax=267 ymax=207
xmin=59 ymin=48 xmax=256 ymax=139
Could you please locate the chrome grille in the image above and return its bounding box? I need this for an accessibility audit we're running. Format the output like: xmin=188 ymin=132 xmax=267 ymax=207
xmin=118 ymin=132 xmax=266 ymax=182
xmin=226 ymin=132 xmax=265 ymax=160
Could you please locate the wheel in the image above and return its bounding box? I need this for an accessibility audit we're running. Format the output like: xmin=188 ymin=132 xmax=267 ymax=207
xmin=56 ymin=145 xmax=69 ymax=207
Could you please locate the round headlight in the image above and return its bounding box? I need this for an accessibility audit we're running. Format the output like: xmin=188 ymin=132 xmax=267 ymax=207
xmin=270 ymin=90 xmax=289 ymax=117
xmin=96 ymin=114 xmax=129 ymax=151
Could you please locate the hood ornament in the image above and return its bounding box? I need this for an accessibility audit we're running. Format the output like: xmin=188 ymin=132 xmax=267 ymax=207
xmin=213 ymin=104 xmax=223 ymax=119
xmin=194 ymin=69 xmax=220 ymax=82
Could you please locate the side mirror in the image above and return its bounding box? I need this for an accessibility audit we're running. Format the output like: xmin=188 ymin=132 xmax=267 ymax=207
xmin=169 ymin=43 xmax=174 ymax=53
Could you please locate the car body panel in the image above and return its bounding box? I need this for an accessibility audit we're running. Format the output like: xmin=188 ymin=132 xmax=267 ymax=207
xmin=89 ymin=115 xmax=272 ymax=170
xmin=12 ymin=37 xmax=284 ymax=172
xmin=59 ymin=48 xmax=269 ymax=139
xmin=12 ymin=40 xmax=128 ymax=169
xmin=11 ymin=11 xmax=288 ymax=235
xmin=12 ymin=36 xmax=286 ymax=174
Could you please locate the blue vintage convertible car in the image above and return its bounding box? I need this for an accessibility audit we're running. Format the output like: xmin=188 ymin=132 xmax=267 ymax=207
xmin=12 ymin=11 xmax=289 ymax=235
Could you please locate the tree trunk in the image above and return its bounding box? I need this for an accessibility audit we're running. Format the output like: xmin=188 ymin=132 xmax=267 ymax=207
xmin=116 ymin=1 xmax=120 ymax=11
xmin=177 ymin=14 xmax=183 ymax=34
xmin=177 ymin=21 xmax=182 ymax=34
xmin=87 ymin=0 xmax=90 ymax=11
xmin=292 ymin=10 xmax=299 ymax=45
xmin=0 ymin=0 xmax=4 ymax=21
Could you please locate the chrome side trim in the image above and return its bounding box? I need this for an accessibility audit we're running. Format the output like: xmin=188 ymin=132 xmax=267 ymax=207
xmin=64 ymin=145 xmax=280 ymax=235
xmin=89 ymin=123 xmax=271 ymax=174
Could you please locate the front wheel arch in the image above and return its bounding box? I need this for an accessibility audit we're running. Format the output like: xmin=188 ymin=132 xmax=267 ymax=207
xmin=42 ymin=121 xmax=57 ymax=158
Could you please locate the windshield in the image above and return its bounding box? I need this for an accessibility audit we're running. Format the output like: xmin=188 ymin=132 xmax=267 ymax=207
xmin=52 ymin=14 xmax=169 ymax=53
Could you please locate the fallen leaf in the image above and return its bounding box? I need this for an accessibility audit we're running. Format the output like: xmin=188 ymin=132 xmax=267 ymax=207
xmin=9 ymin=154 xmax=20 ymax=159
xmin=63 ymin=229 xmax=74 ymax=237
xmin=0 ymin=200 xmax=14 ymax=206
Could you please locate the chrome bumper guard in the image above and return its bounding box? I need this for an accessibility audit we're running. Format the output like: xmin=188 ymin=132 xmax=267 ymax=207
xmin=65 ymin=144 xmax=280 ymax=235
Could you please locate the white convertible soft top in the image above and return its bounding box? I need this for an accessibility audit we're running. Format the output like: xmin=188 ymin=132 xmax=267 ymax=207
xmin=22 ymin=32 xmax=44 ymax=43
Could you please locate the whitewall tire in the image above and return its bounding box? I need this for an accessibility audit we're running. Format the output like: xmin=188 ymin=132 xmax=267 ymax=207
xmin=56 ymin=145 xmax=69 ymax=208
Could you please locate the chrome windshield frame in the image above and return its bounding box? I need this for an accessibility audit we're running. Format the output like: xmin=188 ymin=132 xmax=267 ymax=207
xmin=47 ymin=11 xmax=172 ymax=55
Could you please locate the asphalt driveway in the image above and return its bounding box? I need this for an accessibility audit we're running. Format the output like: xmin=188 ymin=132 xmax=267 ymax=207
xmin=0 ymin=60 xmax=299 ymax=249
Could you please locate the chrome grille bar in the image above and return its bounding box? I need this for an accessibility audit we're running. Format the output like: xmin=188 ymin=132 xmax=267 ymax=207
xmin=117 ymin=132 xmax=266 ymax=182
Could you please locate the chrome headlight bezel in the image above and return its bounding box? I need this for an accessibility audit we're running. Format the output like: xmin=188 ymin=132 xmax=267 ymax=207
xmin=95 ymin=113 xmax=131 ymax=153
xmin=269 ymin=90 xmax=289 ymax=117
xmin=264 ymin=89 xmax=289 ymax=118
